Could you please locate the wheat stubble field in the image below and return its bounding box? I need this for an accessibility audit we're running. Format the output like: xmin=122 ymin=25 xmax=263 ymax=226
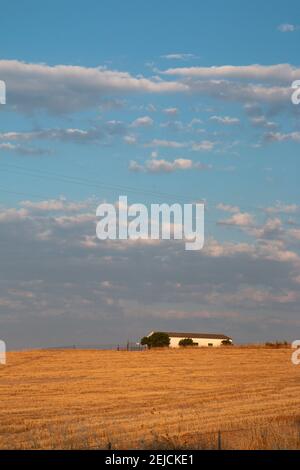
xmin=0 ymin=347 xmax=299 ymax=449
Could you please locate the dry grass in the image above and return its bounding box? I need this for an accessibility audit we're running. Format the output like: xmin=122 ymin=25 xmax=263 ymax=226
xmin=0 ymin=347 xmax=299 ymax=449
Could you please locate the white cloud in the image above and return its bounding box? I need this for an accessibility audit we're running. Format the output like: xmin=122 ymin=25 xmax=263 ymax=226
xmin=265 ymin=202 xmax=299 ymax=214
xmin=160 ymin=64 xmax=300 ymax=109
xmin=216 ymin=203 xmax=240 ymax=213
xmin=0 ymin=142 xmax=49 ymax=155
xmin=145 ymin=139 xmax=188 ymax=149
xmin=123 ymin=135 xmax=137 ymax=145
xmin=0 ymin=208 xmax=29 ymax=222
xmin=129 ymin=158 xmax=210 ymax=173
xmin=264 ymin=131 xmax=300 ymax=143
xmin=218 ymin=212 xmax=255 ymax=227
xmin=130 ymin=116 xmax=154 ymax=127
xmin=203 ymin=239 xmax=255 ymax=258
xmin=20 ymin=198 xmax=92 ymax=213
xmin=160 ymin=119 xmax=204 ymax=133
xmin=288 ymin=228 xmax=300 ymax=240
xmin=190 ymin=81 xmax=291 ymax=107
xmin=209 ymin=116 xmax=240 ymax=126
xmin=160 ymin=53 xmax=196 ymax=61
xmin=250 ymin=218 xmax=283 ymax=240
xmin=249 ymin=116 xmax=278 ymax=130
xmin=144 ymin=138 xmax=216 ymax=152
xmin=163 ymin=107 xmax=179 ymax=115
xmin=0 ymin=122 xmax=125 ymax=145
xmin=192 ymin=140 xmax=215 ymax=151
xmin=278 ymin=23 xmax=298 ymax=33
xmin=210 ymin=115 xmax=240 ymax=125
xmin=162 ymin=63 xmax=300 ymax=82
xmin=2 ymin=60 xmax=299 ymax=118
xmin=0 ymin=59 xmax=187 ymax=114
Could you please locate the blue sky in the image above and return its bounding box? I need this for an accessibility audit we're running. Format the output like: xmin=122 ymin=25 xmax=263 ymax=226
xmin=0 ymin=0 xmax=300 ymax=348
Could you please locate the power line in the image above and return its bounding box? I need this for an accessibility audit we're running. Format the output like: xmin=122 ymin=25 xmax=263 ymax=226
xmin=0 ymin=185 xmax=53 ymax=200
xmin=0 ymin=162 xmax=299 ymax=220
xmin=0 ymin=161 xmax=275 ymax=212
xmin=0 ymin=182 xmax=298 ymax=229
xmin=0 ymin=162 xmax=203 ymax=202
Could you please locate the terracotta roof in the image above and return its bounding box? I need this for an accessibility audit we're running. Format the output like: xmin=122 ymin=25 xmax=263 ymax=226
xmin=151 ymin=332 xmax=232 ymax=340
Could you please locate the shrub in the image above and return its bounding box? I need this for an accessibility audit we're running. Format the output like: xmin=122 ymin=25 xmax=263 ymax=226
xmin=265 ymin=341 xmax=289 ymax=348
xmin=221 ymin=339 xmax=233 ymax=346
xmin=179 ymin=338 xmax=196 ymax=347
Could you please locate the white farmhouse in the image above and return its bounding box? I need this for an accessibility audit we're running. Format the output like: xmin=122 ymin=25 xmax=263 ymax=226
xmin=147 ymin=331 xmax=232 ymax=348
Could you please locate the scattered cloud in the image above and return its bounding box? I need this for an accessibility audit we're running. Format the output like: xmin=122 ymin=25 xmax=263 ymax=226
xmin=0 ymin=59 xmax=187 ymax=114
xmin=278 ymin=23 xmax=298 ymax=33
xmin=192 ymin=140 xmax=215 ymax=151
xmin=0 ymin=197 xmax=299 ymax=346
xmin=216 ymin=203 xmax=240 ymax=213
xmin=145 ymin=139 xmax=188 ymax=149
xmin=20 ymin=198 xmax=93 ymax=213
xmin=129 ymin=158 xmax=210 ymax=173
xmin=130 ymin=116 xmax=154 ymax=127
xmin=160 ymin=53 xmax=196 ymax=61
xmin=250 ymin=218 xmax=283 ymax=240
xmin=163 ymin=107 xmax=179 ymax=115
xmin=160 ymin=64 xmax=300 ymax=112
xmin=209 ymin=115 xmax=240 ymax=125
xmin=218 ymin=212 xmax=255 ymax=227
xmin=2 ymin=60 xmax=299 ymax=118
xmin=265 ymin=202 xmax=299 ymax=214
xmin=0 ymin=142 xmax=50 ymax=156
xmin=249 ymin=116 xmax=278 ymax=130
xmin=145 ymin=139 xmax=216 ymax=152
xmin=123 ymin=135 xmax=137 ymax=145
xmin=264 ymin=131 xmax=300 ymax=143
xmin=162 ymin=63 xmax=300 ymax=82
xmin=0 ymin=122 xmax=126 ymax=146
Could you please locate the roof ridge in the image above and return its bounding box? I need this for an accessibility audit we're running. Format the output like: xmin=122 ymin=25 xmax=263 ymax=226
xmin=150 ymin=331 xmax=232 ymax=339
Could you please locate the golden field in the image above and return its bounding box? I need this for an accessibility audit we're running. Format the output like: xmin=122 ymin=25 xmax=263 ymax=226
xmin=0 ymin=347 xmax=299 ymax=449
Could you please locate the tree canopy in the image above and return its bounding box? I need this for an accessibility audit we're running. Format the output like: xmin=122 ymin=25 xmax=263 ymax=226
xmin=141 ymin=332 xmax=170 ymax=348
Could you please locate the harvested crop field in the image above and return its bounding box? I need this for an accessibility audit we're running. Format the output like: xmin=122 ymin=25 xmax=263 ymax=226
xmin=0 ymin=347 xmax=299 ymax=449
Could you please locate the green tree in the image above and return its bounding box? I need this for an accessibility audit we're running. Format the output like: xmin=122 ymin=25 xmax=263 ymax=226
xmin=140 ymin=336 xmax=150 ymax=347
xmin=178 ymin=338 xmax=196 ymax=347
xmin=141 ymin=332 xmax=170 ymax=348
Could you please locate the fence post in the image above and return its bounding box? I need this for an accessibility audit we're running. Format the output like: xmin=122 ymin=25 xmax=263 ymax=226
xmin=217 ymin=430 xmax=222 ymax=450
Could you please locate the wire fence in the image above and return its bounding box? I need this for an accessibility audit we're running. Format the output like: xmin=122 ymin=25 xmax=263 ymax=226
xmin=46 ymin=342 xmax=146 ymax=351
xmin=84 ymin=420 xmax=300 ymax=450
